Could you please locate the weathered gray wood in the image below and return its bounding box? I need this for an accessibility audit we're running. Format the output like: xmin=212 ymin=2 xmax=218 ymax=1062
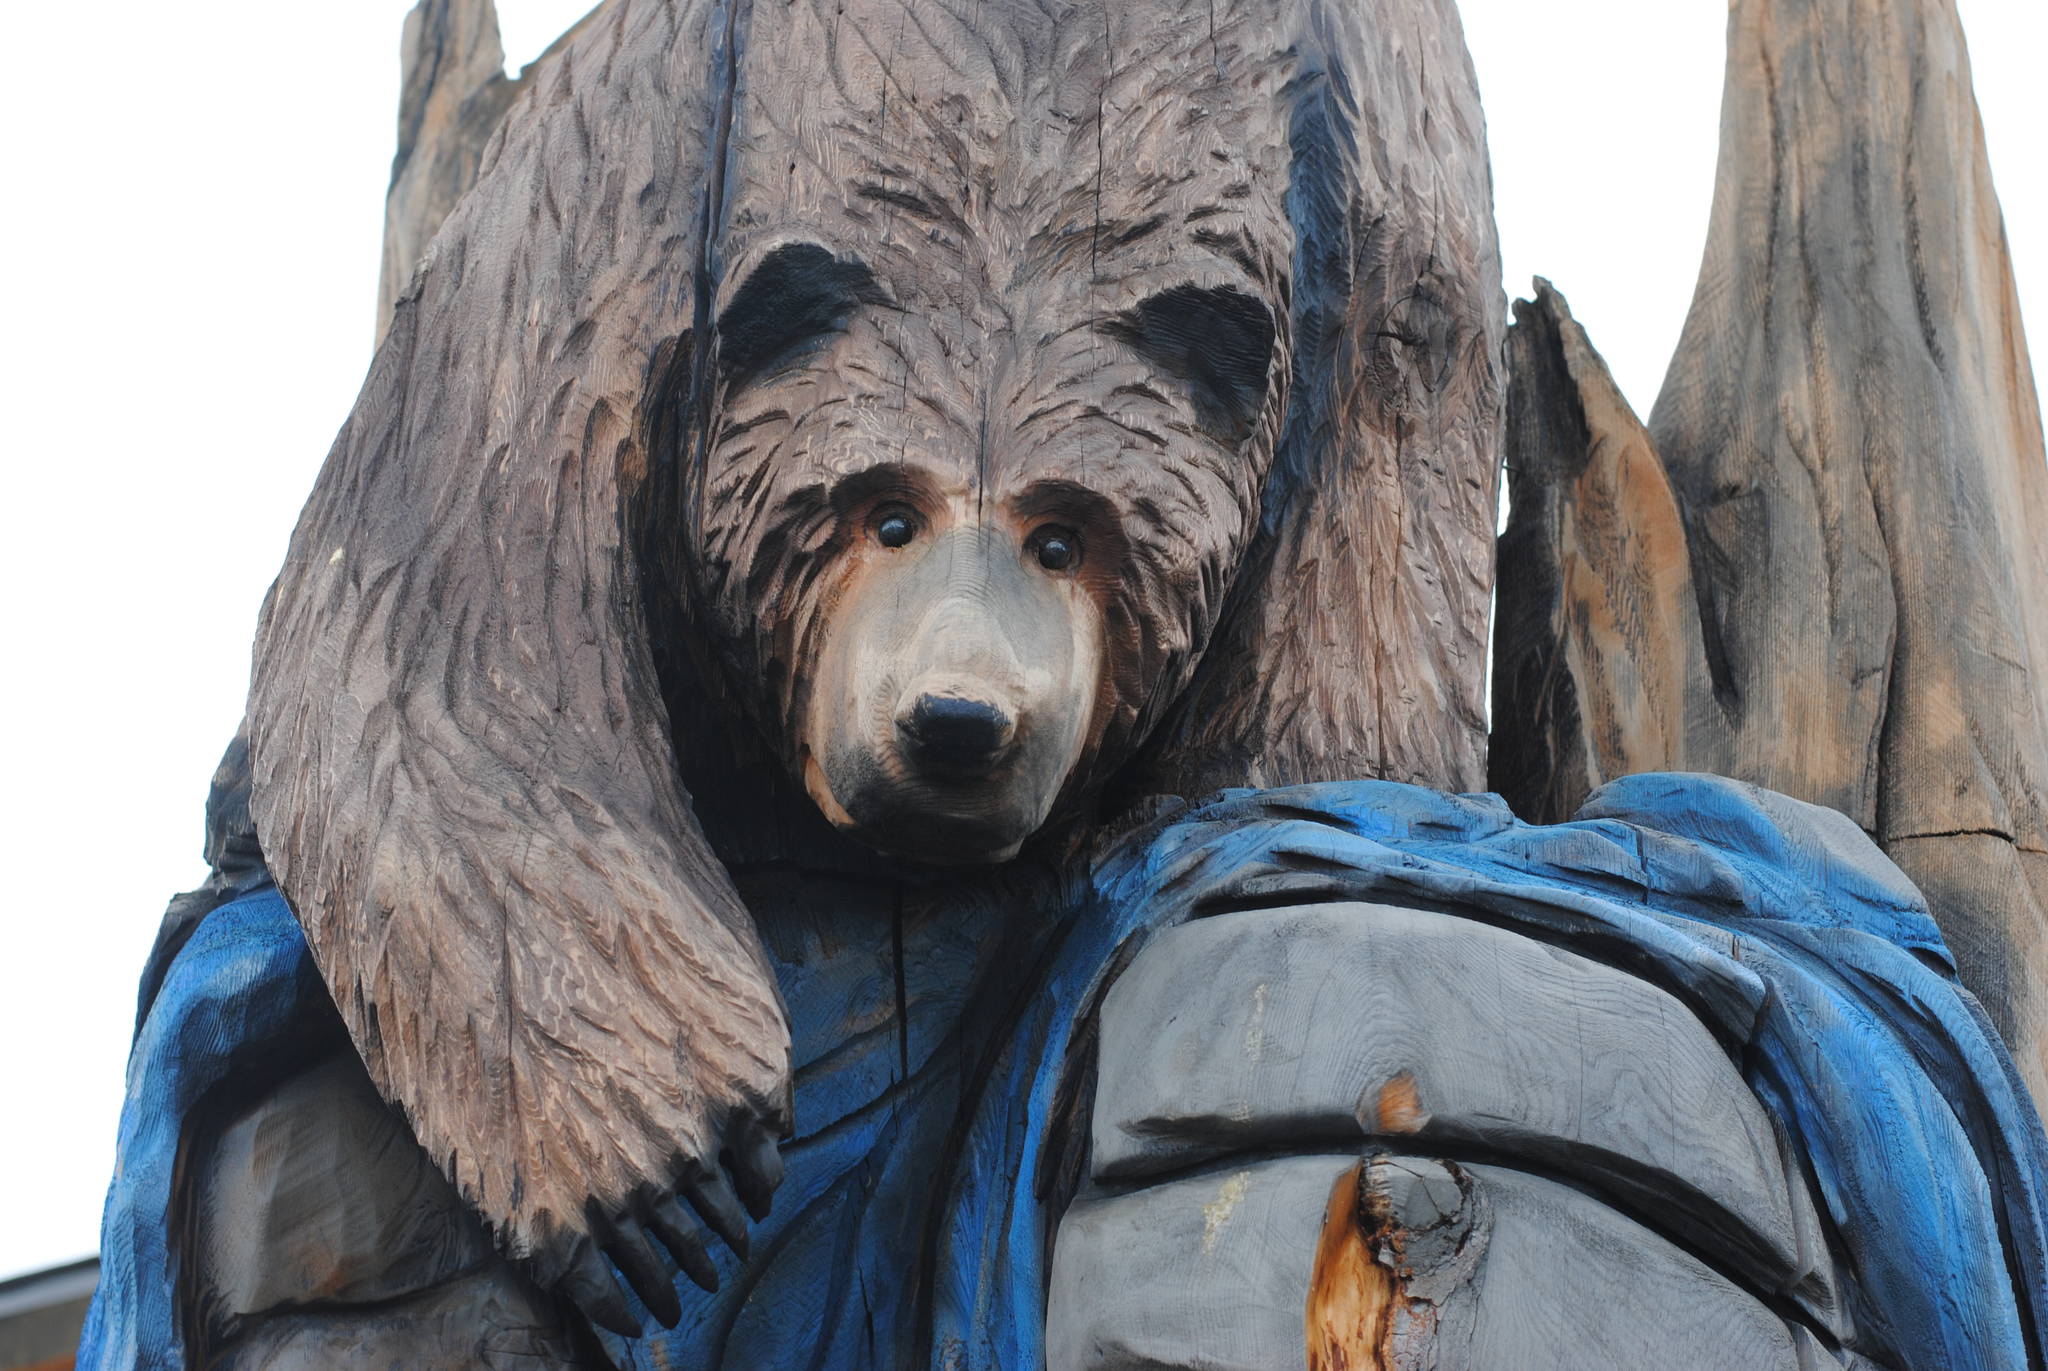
xmin=1048 ymin=1154 xmax=1808 ymax=1371
xmin=209 ymin=1276 xmax=580 ymax=1371
xmin=375 ymin=0 xmax=516 ymax=342
xmin=1089 ymin=902 xmax=1836 ymax=1317
xmin=376 ymin=0 xmax=600 ymax=342
xmin=1050 ymin=1157 xmax=1346 ymax=1371
xmin=251 ymin=0 xmax=795 ymax=1306
xmin=1131 ymin=0 xmax=1503 ymax=798
xmin=1489 ymin=0 xmax=2048 ymax=1104
xmin=190 ymin=1052 xmax=578 ymax=1365
xmin=195 ymin=1054 xmax=494 ymax=1319
xmin=1448 ymin=1162 xmax=1804 ymax=1371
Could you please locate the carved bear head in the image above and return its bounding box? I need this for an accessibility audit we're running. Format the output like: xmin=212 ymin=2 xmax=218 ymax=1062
xmin=670 ymin=52 xmax=1294 ymax=863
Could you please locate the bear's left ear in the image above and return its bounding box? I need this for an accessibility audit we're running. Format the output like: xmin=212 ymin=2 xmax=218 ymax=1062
xmin=246 ymin=0 xmax=790 ymax=1320
xmin=1131 ymin=0 xmax=1506 ymax=800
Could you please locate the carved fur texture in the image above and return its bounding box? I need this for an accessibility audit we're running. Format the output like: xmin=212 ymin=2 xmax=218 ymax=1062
xmin=250 ymin=0 xmax=791 ymax=1279
xmin=249 ymin=0 xmax=1502 ymax=1292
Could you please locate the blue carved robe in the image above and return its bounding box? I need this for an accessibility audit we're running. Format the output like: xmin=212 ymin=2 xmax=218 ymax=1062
xmin=82 ymin=776 xmax=2048 ymax=1369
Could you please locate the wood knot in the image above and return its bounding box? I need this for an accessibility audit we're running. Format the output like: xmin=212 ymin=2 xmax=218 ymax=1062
xmin=1369 ymin=1072 xmax=1430 ymax=1135
xmin=1306 ymin=1156 xmax=1483 ymax=1371
xmin=1306 ymin=1161 xmax=1398 ymax=1371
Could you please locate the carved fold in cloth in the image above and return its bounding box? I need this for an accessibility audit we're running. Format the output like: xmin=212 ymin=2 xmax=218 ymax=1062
xmin=83 ymin=775 xmax=2047 ymax=1369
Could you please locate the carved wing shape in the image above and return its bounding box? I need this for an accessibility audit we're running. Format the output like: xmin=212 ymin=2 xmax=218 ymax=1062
xmin=246 ymin=0 xmax=790 ymax=1304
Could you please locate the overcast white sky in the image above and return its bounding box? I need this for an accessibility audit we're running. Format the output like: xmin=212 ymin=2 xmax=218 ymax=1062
xmin=0 ymin=0 xmax=2041 ymax=1282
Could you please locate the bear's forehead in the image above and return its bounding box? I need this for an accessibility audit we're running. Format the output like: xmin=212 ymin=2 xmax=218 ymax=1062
xmin=717 ymin=0 xmax=1297 ymax=318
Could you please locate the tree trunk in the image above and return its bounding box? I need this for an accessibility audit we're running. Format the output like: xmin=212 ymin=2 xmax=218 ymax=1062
xmin=1492 ymin=0 xmax=2048 ymax=1103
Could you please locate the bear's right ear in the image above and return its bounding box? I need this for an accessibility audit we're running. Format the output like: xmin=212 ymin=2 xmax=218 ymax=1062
xmin=245 ymin=0 xmax=790 ymax=1319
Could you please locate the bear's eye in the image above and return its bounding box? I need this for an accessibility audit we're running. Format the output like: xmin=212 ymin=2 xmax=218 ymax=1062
xmin=1028 ymin=525 xmax=1081 ymax=573
xmin=875 ymin=507 xmax=919 ymax=549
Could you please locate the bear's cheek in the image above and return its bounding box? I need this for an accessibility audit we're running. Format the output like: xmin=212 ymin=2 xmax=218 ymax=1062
xmin=795 ymin=529 xmax=1106 ymax=864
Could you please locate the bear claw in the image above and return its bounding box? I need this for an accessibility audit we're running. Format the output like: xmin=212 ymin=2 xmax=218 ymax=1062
xmin=558 ymin=1235 xmax=640 ymax=1337
xmin=682 ymin=1169 xmax=753 ymax=1259
xmin=732 ymin=1122 xmax=784 ymax=1220
xmin=648 ymin=1193 xmax=722 ymax=1293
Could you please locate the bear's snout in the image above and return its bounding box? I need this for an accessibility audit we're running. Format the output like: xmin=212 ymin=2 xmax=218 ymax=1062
xmin=798 ymin=516 xmax=1105 ymax=865
xmin=897 ymin=692 xmax=1018 ymax=777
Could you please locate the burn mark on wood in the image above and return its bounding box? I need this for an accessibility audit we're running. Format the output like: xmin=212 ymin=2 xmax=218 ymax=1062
xmin=1099 ymin=284 xmax=1278 ymax=442
xmin=715 ymin=243 xmax=888 ymax=388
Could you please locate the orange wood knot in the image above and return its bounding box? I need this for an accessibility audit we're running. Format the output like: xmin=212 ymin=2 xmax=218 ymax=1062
xmin=1307 ymin=1146 xmax=1484 ymax=1371
xmin=1371 ymin=1072 xmax=1430 ymax=1135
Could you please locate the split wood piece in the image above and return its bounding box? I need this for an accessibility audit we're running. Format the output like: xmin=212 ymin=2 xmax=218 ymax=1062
xmin=1489 ymin=0 xmax=2048 ymax=1100
xmin=1047 ymin=1154 xmax=1823 ymax=1371
xmin=1089 ymin=902 xmax=1838 ymax=1328
xmin=1490 ymin=281 xmax=1711 ymax=829
xmin=376 ymin=0 xmax=600 ymax=342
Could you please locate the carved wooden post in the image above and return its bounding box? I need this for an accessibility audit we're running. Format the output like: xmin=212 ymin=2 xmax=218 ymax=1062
xmin=1492 ymin=0 xmax=2048 ymax=1103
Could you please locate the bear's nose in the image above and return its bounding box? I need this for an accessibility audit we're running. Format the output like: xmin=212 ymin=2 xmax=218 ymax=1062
xmin=898 ymin=693 xmax=1016 ymax=775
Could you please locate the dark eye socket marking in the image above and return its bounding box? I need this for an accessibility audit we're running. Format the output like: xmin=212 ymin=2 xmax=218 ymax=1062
xmin=1099 ymin=284 xmax=1277 ymax=442
xmin=716 ymin=242 xmax=885 ymax=387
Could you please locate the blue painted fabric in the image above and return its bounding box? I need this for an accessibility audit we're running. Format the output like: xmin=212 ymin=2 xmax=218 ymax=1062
xmin=78 ymin=880 xmax=329 ymax=1370
xmin=84 ymin=777 xmax=2048 ymax=1369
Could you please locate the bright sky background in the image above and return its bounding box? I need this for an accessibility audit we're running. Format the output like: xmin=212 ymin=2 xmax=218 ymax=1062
xmin=0 ymin=0 xmax=2041 ymax=1281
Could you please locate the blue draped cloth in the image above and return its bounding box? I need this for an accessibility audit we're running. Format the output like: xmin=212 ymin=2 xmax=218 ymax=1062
xmin=78 ymin=879 xmax=329 ymax=1370
xmin=83 ymin=776 xmax=2048 ymax=1369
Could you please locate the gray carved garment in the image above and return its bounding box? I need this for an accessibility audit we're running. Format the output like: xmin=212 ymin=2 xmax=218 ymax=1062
xmin=1048 ymin=778 xmax=2046 ymax=1371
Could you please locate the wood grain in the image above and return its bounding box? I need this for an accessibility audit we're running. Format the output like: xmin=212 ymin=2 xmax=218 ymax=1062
xmin=250 ymin=0 xmax=794 ymax=1288
xmin=1087 ymin=902 xmax=1836 ymax=1319
xmin=187 ymin=1052 xmax=579 ymax=1365
xmin=1491 ymin=282 xmax=1710 ymax=829
xmin=1130 ymin=0 xmax=1504 ymax=799
xmin=1306 ymin=1162 xmax=1395 ymax=1371
xmin=1048 ymin=1154 xmax=1808 ymax=1371
xmin=1490 ymin=0 xmax=2048 ymax=1102
xmin=376 ymin=0 xmax=600 ymax=342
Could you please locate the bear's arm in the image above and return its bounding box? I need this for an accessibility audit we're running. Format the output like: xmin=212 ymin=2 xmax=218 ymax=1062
xmin=245 ymin=0 xmax=789 ymax=1329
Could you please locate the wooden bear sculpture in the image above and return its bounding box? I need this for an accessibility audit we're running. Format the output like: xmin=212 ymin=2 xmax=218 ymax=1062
xmin=85 ymin=0 xmax=1500 ymax=1361
xmin=79 ymin=0 xmax=2048 ymax=1366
